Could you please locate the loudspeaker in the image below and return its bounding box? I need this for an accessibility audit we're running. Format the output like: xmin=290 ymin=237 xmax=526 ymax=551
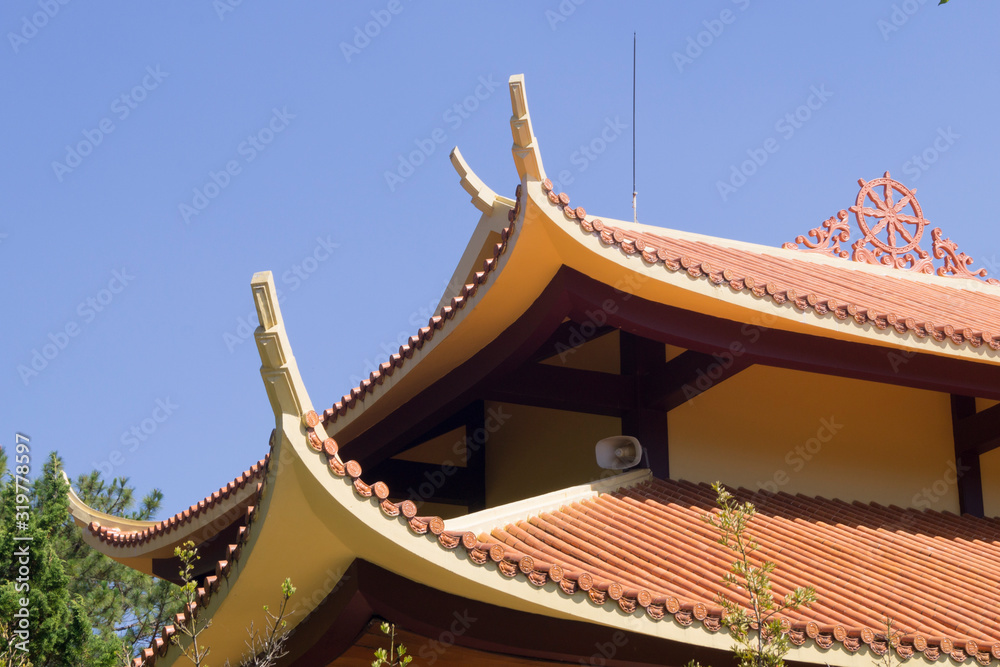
xmin=595 ymin=436 xmax=643 ymax=470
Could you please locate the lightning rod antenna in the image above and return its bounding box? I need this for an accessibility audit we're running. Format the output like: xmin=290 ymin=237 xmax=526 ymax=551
xmin=632 ymin=32 xmax=637 ymax=224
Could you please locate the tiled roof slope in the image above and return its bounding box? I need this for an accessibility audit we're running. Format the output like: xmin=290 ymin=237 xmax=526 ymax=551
xmin=308 ymin=427 xmax=1000 ymax=666
xmin=86 ymin=455 xmax=268 ymax=547
xmin=544 ymin=180 xmax=1000 ymax=350
xmin=487 ymin=478 xmax=1000 ymax=664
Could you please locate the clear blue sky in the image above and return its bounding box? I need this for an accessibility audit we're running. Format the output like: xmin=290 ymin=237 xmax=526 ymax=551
xmin=5 ymin=1 xmax=1000 ymax=519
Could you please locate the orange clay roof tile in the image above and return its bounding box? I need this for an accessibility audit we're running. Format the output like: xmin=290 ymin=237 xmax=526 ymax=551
xmin=128 ymin=434 xmax=275 ymax=667
xmin=87 ymin=454 xmax=268 ymax=548
xmin=540 ymin=178 xmax=1000 ymax=351
xmin=320 ymin=179 xmax=1000 ymax=433
xmin=321 ymin=442 xmax=1000 ymax=665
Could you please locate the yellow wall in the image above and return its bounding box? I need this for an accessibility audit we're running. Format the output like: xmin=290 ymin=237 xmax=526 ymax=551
xmin=484 ymin=401 xmax=621 ymax=507
xmin=670 ymin=365 xmax=960 ymax=512
xmin=981 ymin=449 xmax=1000 ymax=517
xmin=389 ymin=338 xmax=985 ymax=516
xmin=540 ymin=327 xmax=620 ymax=374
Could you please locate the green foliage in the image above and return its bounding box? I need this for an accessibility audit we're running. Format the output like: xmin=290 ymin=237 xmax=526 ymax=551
xmin=372 ymin=621 xmax=411 ymax=667
xmin=0 ymin=450 xmax=123 ymax=667
xmin=169 ymin=539 xmax=299 ymax=667
xmin=875 ymin=617 xmax=905 ymax=667
xmin=224 ymin=577 xmax=297 ymax=667
xmin=171 ymin=540 xmax=211 ymax=666
xmin=53 ymin=466 xmax=180 ymax=659
xmin=703 ymin=482 xmax=816 ymax=667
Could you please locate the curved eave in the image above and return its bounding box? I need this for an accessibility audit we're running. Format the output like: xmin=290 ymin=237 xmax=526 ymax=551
xmin=65 ymin=461 xmax=265 ymax=566
xmin=531 ymin=178 xmax=1000 ymax=367
xmin=317 ymin=73 xmax=1000 ymax=455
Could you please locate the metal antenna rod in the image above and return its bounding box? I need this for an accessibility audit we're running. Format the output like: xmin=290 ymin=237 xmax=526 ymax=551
xmin=632 ymin=32 xmax=637 ymax=224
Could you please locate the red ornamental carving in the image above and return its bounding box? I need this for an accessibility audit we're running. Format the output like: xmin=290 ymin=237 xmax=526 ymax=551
xmin=783 ymin=172 xmax=999 ymax=286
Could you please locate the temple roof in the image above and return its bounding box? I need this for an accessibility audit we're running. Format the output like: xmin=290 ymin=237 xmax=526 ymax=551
xmin=313 ymin=461 xmax=1000 ymax=665
xmin=73 ymin=456 xmax=268 ymax=550
xmin=68 ymin=73 xmax=1000 ymax=667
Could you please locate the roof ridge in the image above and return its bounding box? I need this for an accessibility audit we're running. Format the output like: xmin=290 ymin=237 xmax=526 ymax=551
xmin=319 ymin=184 xmax=522 ymax=430
xmin=539 ymin=178 xmax=1000 ymax=352
xmin=83 ymin=455 xmax=269 ymax=548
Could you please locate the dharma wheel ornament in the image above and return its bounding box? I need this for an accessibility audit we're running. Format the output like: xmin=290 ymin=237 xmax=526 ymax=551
xmin=783 ymin=171 xmax=999 ymax=285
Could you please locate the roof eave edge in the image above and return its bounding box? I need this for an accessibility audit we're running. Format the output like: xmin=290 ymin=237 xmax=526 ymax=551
xmin=446 ymin=468 xmax=652 ymax=534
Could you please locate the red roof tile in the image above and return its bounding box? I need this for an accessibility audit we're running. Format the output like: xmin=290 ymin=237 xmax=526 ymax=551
xmin=320 ymin=185 xmax=522 ymax=428
xmin=127 ymin=435 xmax=274 ymax=667
xmin=327 ymin=447 xmax=1000 ymax=664
xmin=86 ymin=455 xmax=268 ymax=548
xmin=542 ymin=179 xmax=1000 ymax=351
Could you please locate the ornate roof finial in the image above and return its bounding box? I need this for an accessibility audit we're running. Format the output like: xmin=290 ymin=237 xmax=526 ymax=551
xmin=783 ymin=171 xmax=998 ymax=285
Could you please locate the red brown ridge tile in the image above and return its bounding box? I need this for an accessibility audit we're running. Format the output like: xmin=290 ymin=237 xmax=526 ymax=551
xmin=324 ymin=446 xmax=1000 ymax=667
xmin=322 ymin=438 xmax=338 ymax=457
xmin=136 ymin=439 xmax=278 ymax=667
xmin=543 ymin=187 xmax=1000 ymax=352
xmin=344 ymin=460 xmax=362 ymax=479
xmin=319 ymin=185 xmax=523 ymax=429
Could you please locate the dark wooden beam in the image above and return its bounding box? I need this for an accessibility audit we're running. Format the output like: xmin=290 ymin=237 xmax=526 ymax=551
xmin=645 ymin=349 xmax=752 ymax=412
xmin=485 ymin=364 xmax=633 ymax=416
xmin=285 ymin=559 xmax=750 ymax=667
xmin=341 ymin=270 xmax=577 ymax=470
xmin=526 ymin=318 xmax=615 ymax=364
xmin=365 ymin=459 xmax=476 ymax=506
xmin=953 ymin=400 xmax=1000 ymax=456
xmin=405 ymin=402 xmax=481 ymax=449
xmin=620 ymin=332 xmax=670 ymax=479
xmin=952 ymin=395 xmax=985 ymax=517
xmin=563 ymin=268 xmax=1000 ymax=401
xmin=465 ymin=400 xmax=487 ymax=512
xmin=343 ymin=266 xmax=1000 ymax=473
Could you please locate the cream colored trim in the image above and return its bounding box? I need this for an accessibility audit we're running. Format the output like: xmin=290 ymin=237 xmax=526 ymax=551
xmin=603 ymin=215 xmax=1000 ymax=297
xmin=509 ymin=74 xmax=545 ymax=181
xmin=450 ymin=146 xmax=514 ymax=215
xmin=64 ymin=473 xmax=155 ymax=532
xmin=447 ymin=468 xmax=651 ymax=533
xmin=297 ymin=428 xmax=907 ymax=667
xmin=526 ymin=180 xmax=1000 ymax=366
xmin=65 ymin=472 xmax=260 ymax=560
xmin=433 ymin=148 xmax=516 ymax=314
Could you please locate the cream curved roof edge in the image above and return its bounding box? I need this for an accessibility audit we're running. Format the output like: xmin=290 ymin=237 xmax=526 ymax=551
xmin=509 ymin=74 xmax=545 ymax=181
xmin=579 ymin=210 xmax=1000 ymax=295
xmin=450 ymin=146 xmax=514 ymax=215
xmin=64 ymin=471 xmax=156 ymax=531
xmin=445 ymin=468 xmax=652 ymax=534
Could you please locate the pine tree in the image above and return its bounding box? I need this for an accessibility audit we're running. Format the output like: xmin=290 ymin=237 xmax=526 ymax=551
xmin=50 ymin=466 xmax=180 ymax=656
xmin=0 ymin=449 xmax=119 ymax=666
